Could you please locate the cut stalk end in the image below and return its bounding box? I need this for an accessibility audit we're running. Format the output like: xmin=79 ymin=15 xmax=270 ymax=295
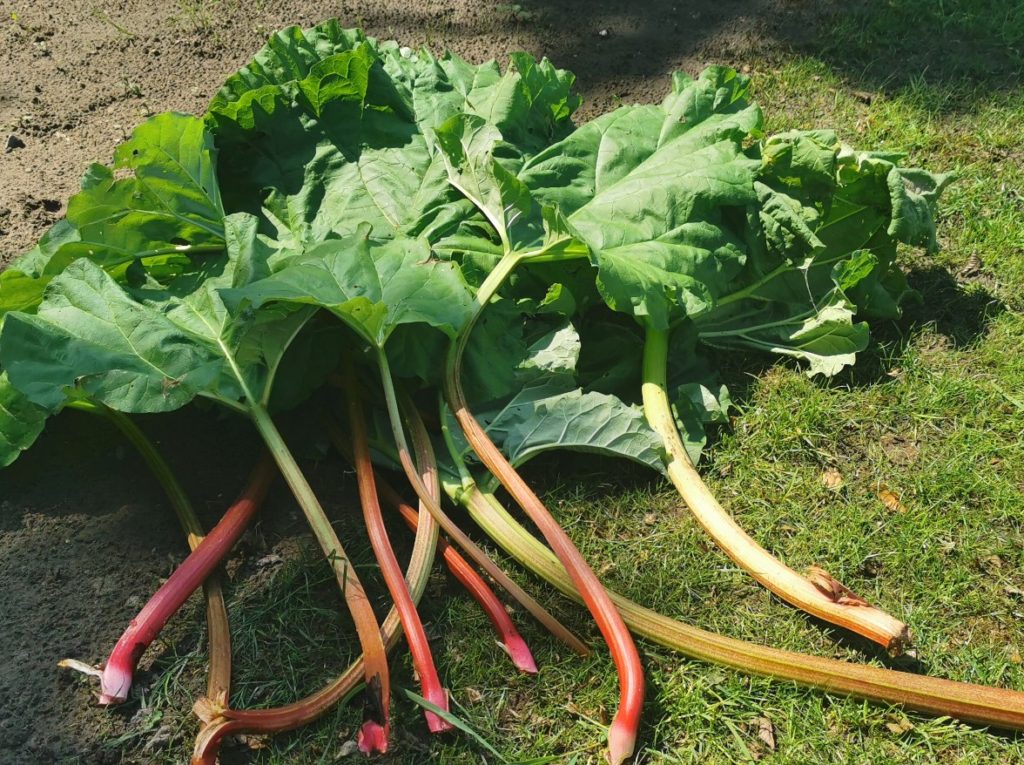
xmin=499 ymin=636 xmax=538 ymax=675
xmin=59 ymin=657 xmax=131 ymax=705
xmin=607 ymin=717 xmax=637 ymax=765
xmin=424 ymin=689 xmax=454 ymax=733
xmin=98 ymin=661 xmax=133 ymax=705
xmin=357 ymin=721 xmax=389 ymax=754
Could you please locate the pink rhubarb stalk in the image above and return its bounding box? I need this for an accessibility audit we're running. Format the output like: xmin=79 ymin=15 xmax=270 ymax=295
xmin=384 ymin=482 xmax=537 ymax=674
xmin=373 ymin=362 xmax=591 ymax=659
xmin=346 ymin=367 xmax=452 ymax=734
xmin=324 ymin=412 xmax=539 ymax=674
xmin=85 ymin=453 xmax=276 ymax=704
xmin=193 ymin=408 xmax=444 ymax=765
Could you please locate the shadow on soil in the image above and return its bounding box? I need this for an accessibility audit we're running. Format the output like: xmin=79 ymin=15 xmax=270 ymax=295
xmin=368 ymin=0 xmax=1022 ymax=110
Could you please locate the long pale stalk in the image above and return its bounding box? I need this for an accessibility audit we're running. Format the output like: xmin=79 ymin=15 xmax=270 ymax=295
xmin=461 ymin=484 xmax=1024 ymax=730
xmin=642 ymin=327 xmax=911 ymax=653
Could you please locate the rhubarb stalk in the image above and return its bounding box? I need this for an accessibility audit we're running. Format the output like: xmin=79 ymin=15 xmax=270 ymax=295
xmin=460 ymin=483 xmax=1024 ymax=730
xmin=192 ymin=394 xmax=444 ymax=765
xmin=64 ymin=452 xmax=276 ymax=705
xmin=372 ymin=358 xmax=591 ymax=659
xmin=445 ymin=253 xmax=645 ymax=765
xmin=325 ymin=415 xmax=538 ymax=675
xmin=346 ymin=365 xmax=452 ymax=734
xmin=389 ymin=491 xmax=538 ymax=675
xmin=248 ymin=403 xmax=393 ymax=751
xmin=70 ymin=400 xmax=236 ymax=706
xmin=642 ymin=327 xmax=911 ymax=653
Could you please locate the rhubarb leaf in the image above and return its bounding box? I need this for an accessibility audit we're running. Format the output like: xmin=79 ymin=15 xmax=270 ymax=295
xmin=0 ymin=217 xmax=314 ymax=416
xmin=221 ymin=227 xmax=475 ymax=350
xmin=0 ymin=260 xmax=226 ymax=412
xmin=475 ymin=382 xmax=666 ymax=487
xmin=697 ymin=286 xmax=869 ymax=377
xmin=521 ymin=69 xmax=763 ymax=329
xmin=43 ymin=113 xmax=225 ymax=275
xmin=0 ymin=372 xmax=47 ymax=468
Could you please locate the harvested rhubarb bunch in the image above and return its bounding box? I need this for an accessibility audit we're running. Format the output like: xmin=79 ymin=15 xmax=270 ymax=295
xmin=5 ymin=20 xmax=1022 ymax=765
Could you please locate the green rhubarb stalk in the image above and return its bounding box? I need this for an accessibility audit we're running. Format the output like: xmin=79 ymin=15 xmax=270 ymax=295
xmin=192 ymin=416 xmax=443 ymax=765
xmin=247 ymin=403 xmax=392 ymax=751
xmin=444 ymin=253 xmax=645 ymax=765
xmin=641 ymin=327 xmax=911 ymax=653
xmin=373 ymin=364 xmax=590 ymax=657
xmin=458 ymin=483 xmax=1024 ymax=730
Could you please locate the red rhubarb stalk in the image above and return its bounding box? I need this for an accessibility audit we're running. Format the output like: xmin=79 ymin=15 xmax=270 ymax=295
xmin=324 ymin=414 xmax=538 ymax=674
xmin=66 ymin=453 xmax=276 ymax=705
xmin=445 ymin=255 xmax=645 ymax=765
xmin=389 ymin=490 xmax=537 ymax=674
xmin=80 ymin=402 xmax=235 ymax=705
xmin=373 ymin=360 xmax=591 ymax=659
xmin=192 ymin=407 xmax=445 ymax=765
xmin=346 ymin=366 xmax=452 ymax=735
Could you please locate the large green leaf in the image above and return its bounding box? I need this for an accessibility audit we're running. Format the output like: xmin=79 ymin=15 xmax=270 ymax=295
xmin=44 ymin=113 xmax=225 ymax=275
xmin=222 ymin=227 xmax=474 ymax=349
xmin=208 ymin=22 xmax=578 ymax=252
xmin=473 ymin=382 xmax=666 ymax=491
xmin=1 ymin=260 xmax=226 ymax=412
xmin=0 ymin=372 xmax=47 ymax=468
xmin=520 ymin=69 xmax=763 ymax=329
xmin=0 ymin=215 xmax=312 ymax=416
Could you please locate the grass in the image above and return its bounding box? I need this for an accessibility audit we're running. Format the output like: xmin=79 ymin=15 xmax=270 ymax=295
xmin=110 ymin=4 xmax=1024 ymax=764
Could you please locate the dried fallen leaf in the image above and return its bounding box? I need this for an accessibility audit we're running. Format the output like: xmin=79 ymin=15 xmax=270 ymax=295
xmin=336 ymin=740 xmax=360 ymax=758
xmin=880 ymin=433 xmax=920 ymax=466
xmin=756 ymin=716 xmax=776 ymax=752
xmin=821 ymin=467 xmax=844 ymax=490
xmin=1010 ymin=648 xmax=1022 ymax=665
xmin=237 ymin=734 xmax=270 ymax=750
xmin=960 ymin=252 xmax=983 ymax=278
xmin=979 ymin=555 xmax=1004 ymax=575
xmin=884 ymin=715 xmax=915 ymax=735
xmin=877 ymin=487 xmax=907 ymax=513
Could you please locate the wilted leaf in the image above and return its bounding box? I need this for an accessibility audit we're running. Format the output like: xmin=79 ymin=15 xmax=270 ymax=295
xmin=877 ymin=487 xmax=907 ymax=513
xmin=821 ymin=467 xmax=844 ymax=490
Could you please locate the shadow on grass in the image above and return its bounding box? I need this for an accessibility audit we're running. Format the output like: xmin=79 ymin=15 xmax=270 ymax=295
xmin=312 ymin=0 xmax=1022 ymax=115
xmin=709 ymin=264 xmax=1006 ymax=410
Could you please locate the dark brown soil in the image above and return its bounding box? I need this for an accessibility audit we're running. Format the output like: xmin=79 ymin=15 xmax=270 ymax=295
xmin=1 ymin=1 xmax=1010 ymax=763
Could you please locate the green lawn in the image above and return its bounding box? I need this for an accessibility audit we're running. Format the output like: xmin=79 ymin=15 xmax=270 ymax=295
xmin=120 ymin=3 xmax=1024 ymax=763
